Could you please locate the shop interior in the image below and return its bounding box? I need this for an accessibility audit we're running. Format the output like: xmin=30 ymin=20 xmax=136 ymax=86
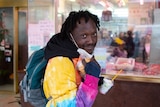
xmin=0 ymin=0 xmax=160 ymax=107
xmin=0 ymin=0 xmax=160 ymax=94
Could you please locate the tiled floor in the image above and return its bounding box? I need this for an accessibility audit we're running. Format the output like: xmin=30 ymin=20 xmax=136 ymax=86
xmin=0 ymin=92 xmax=21 ymax=107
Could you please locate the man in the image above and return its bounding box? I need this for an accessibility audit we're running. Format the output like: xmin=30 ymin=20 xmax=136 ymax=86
xmin=126 ymin=30 xmax=135 ymax=58
xmin=43 ymin=10 xmax=101 ymax=107
xmin=111 ymin=37 xmax=127 ymax=58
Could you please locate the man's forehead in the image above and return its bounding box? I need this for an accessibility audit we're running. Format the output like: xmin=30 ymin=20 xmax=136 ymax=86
xmin=76 ymin=17 xmax=91 ymax=24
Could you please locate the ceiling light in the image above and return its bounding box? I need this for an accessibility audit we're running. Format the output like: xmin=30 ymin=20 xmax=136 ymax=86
xmin=99 ymin=1 xmax=106 ymax=7
xmin=69 ymin=0 xmax=76 ymax=2
xmin=140 ymin=0 xmax=144 ymax=5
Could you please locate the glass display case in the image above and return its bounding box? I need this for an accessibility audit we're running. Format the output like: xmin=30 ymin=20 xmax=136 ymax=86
xmin=94 ymin=46 xmax=160 ymax=83
xmin=93 ymin=1 xmax=160 ymax=83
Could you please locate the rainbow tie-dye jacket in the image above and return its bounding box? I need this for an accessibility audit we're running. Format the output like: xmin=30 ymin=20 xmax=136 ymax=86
xmin=43 ymin=56 xmax=99 ymax=107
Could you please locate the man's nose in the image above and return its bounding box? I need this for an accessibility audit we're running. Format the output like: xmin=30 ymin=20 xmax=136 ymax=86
xmin=87 ymin=35 xmax=94 ymax=43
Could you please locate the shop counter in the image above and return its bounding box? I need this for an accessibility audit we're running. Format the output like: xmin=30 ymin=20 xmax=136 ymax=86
xmin=93 ymin=79 xmax=160 ymax=107
xmin=92 ymin=68 xmax=160 ymax=107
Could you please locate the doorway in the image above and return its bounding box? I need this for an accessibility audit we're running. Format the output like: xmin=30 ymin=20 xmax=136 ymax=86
xmin=0 ymin=7 xmax=14 ymax=92
xmin=0 ymin=7 xmax=28 ymax=92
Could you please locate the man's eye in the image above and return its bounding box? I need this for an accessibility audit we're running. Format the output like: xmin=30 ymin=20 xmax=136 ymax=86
xmin=93 ymin=33 xmax=97 ymax=37
xmin=82 ymin=34 xmax=87 ymax=38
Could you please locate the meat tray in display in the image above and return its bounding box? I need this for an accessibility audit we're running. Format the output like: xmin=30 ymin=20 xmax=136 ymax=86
xmin=115 ymin=58 xmax=135 ymax=71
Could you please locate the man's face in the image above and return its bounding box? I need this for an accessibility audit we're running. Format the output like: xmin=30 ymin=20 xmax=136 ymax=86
xmin=71 ymin=18 xmax=97 ymax=54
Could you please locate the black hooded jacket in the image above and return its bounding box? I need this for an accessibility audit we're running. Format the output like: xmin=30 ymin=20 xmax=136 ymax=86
xmin=44 ymin=33 xmax=79 ymax=60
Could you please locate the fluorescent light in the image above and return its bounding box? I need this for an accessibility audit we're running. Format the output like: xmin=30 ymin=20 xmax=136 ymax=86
xmin=99 ymin=1 xmax=106 ymax=7
xmin=69 ymin=0 xmax=76 ymax=2
xmin=140 ymin=0 xmax=144 ymax=5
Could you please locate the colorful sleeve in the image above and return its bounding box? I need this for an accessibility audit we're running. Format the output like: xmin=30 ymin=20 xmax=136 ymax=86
xmin=76 ymin=74 xmax=99 ymax=107
xmin=43 ymin=57 xmax=99 ymax=107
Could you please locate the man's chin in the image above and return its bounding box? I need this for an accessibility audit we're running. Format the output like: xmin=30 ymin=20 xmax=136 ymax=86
xmin=86 ymin=49 xmax=94 ymax=54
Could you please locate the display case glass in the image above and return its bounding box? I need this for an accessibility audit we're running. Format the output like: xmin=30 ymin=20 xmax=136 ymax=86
xmin=93 ymin=1 xmax=160 ymax=83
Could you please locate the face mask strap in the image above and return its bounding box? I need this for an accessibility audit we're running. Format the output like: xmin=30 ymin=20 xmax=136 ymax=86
xmin=70 ymin=33 xmax=79 ymax=48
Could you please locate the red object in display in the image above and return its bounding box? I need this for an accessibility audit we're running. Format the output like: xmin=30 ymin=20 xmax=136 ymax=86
xmin=143 ymin=64 xmax=160 ymax=75
xmin=106 ymin=62 xmax=116 ymax=70
xmin=134 ymin=62 xmax=147 ymax=71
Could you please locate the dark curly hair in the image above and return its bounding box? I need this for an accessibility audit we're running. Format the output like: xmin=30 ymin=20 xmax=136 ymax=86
xmin=60 ymin=10 xmax=100 ymax=39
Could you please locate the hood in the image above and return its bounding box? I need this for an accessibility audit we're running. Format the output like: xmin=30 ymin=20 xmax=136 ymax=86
xmin=44 ymin=33 xmax=79 ymax=60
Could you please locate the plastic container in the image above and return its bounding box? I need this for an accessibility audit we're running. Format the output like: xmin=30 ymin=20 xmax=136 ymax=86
xmin=99 ymin=78 xmax=113 ymax=94
xmin=115 ymin=58 xmax=135 ymax=71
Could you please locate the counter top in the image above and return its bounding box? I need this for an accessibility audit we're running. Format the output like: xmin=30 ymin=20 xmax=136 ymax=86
xmin=101 ymin=70 xmax=160 ymax=83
